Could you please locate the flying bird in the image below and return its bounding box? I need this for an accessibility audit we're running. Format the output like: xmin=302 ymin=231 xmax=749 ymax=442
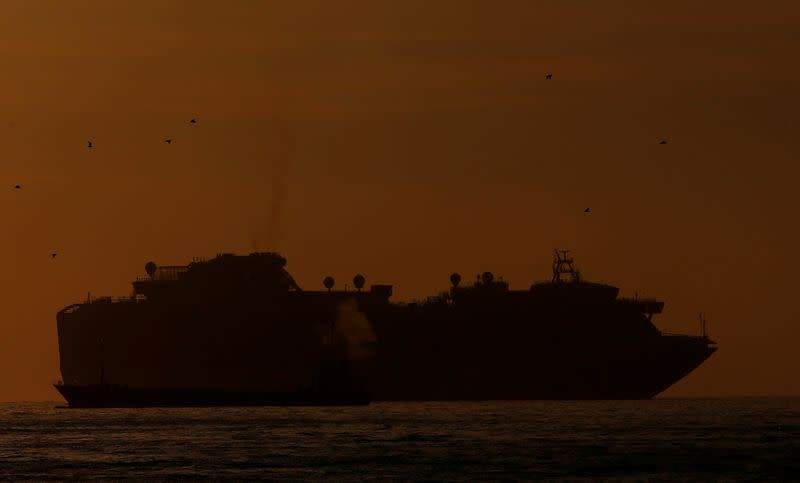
xmin=545 ymin=73 xmax=553 ymax=80
xmin=584 ymin=208 xmax=591 ymax=213
xmin=87 ymin=141 xmax=93 ymax=148
xmin=165 ymin=139 xmax=172 ymax=144
xmin=14 ymin=184 xmax=21 ymax=190
xmin=659 ymin=139 xmax=667 ymax=144
xmin=189 ymin=118 xmax=197 ymax=124
xmin=51 ymin=252 xmax=58 ymax=259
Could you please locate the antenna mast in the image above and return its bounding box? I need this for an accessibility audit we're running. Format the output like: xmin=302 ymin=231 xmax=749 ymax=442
xmin=552 ymin=249 xmax=581 ymax=283
xmin=700 ymin=312 xmax=708 ymax=338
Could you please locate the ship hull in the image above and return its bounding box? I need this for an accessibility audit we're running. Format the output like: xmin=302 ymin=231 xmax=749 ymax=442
xmin=54 ymin=384 xmax=370 ymax=408
xmin=371 ymin=336 xmax=717 ymax=401
xmin=54 ymin=252 xmax=719 ymax=405
xmin=56 ymin=300 xmax=716 ymax=403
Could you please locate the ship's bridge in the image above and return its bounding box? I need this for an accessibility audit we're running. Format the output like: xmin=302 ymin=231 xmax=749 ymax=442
xmin=529 ymin=250 xmax=664 ymax=317
xmin=527 ymin=249 xmax=621 ymax=302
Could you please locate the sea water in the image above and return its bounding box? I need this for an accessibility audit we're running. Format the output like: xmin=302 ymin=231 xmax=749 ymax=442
xmin=0 ymin=399 xmax=797 ymax=480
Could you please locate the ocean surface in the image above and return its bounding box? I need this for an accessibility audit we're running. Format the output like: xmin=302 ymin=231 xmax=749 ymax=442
xmin=0 ymin=399 xmax=797 ymax=480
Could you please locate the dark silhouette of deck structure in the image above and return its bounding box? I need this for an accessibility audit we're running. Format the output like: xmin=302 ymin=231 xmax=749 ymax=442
xmin=55 ymin=251 xmax=716 ymax=407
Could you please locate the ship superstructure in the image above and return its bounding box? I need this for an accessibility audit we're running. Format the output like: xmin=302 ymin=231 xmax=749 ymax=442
xmin=55 ymin=252 xmax=386 ymax=407
xmin=54 ymin=250 xmax=716 ymax=406
xmin=370 ymin=250 xmax=714 ymax=399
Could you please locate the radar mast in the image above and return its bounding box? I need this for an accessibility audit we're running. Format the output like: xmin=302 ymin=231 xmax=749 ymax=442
xmin=552 ymin=249 xmax=581 ymax=283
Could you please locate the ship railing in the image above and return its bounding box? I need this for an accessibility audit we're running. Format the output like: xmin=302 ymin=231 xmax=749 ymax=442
xmin=153 ymin=266 xmax=188 ymax=281
xmin=87 ymin=295 xmax=146 ymax=304
xmin=58 ymin=304 xmax=82 ymax=315
xmin=135 ymin=275 xmax=185 ymax=282
xmin=617 ymin=297 xmax=664 ymax=314
xmin=133 ymin=266 xmax=188 ymax=282
xmin=661 ymin=332 xmax=710 ymax=340
xmin=425 ymin=294 xmax=449 ymax=304
xmin=618 ymin=296 xmax=662 ymax=303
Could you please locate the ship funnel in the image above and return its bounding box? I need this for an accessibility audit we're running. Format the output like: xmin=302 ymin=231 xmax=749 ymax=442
xmin=145 ymin=261 xmax=157 ymax=278
xmin=353 ymin=274 xmax=365 ymax=291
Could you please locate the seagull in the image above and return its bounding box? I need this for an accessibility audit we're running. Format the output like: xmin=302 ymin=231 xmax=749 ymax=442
xmin=87 ymin=141 xmax=93 ymax=148
xmin=545 ymin=73 xmax=553 ymax=80
xmin=14 ymin=184 xmax=21 ymax=190
xmin=659 ymin=139 xmax=667 ymax=145
xmin=165 ymin=139 xmax=172 ymax=144
xmin=189 ymin=118 xmax=197 ymax=124
xmin=584 ymin=208 xmax=591 ymax=213
xmin=51 ymin=252 xmax=58 ymax=259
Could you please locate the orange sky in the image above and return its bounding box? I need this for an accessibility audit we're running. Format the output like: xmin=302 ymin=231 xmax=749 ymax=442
xmin=1 ymin=0 xmax=799 ymax=400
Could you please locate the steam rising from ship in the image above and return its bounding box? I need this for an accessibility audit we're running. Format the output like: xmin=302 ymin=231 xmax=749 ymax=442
xmin=333 ymin=299 xmax=377 ymax=361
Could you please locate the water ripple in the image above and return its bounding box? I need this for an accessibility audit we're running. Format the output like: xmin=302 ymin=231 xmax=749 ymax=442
xmin=0 ymin=399 xmax=797 ymax=480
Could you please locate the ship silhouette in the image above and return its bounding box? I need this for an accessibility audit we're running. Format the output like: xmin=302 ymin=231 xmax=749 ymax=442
xmin=54 ymin=250 xmax=716 ymax=407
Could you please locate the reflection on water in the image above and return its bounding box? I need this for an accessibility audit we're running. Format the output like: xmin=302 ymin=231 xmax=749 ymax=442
xmin=0 ymin=399 xmax=797 ymax=480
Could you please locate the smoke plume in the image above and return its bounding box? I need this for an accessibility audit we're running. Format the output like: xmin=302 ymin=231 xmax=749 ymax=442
xmin=249 ymin=113 xmax=295 ymax=252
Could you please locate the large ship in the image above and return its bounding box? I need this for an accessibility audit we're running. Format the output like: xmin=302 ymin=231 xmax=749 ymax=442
xmin=54 ymin=250 xmax=716 ymax=407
